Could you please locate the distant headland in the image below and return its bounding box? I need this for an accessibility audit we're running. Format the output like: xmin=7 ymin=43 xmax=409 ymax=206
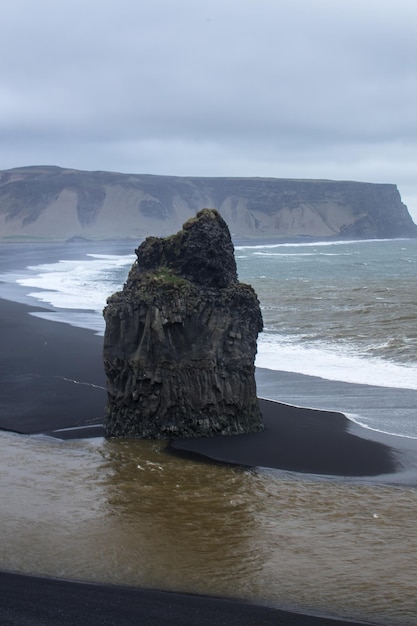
xmin=1 ymin=165 xmax=416 ymax=241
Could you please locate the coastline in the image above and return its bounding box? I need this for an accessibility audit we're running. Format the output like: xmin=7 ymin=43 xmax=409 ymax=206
xmin=171 ymin=397 xmax=401 ymax=478
xmin=0 ymin=298 xmax=106 ymax=436
xmin=0 ymin=294 xmax=416 ymax=624
xmin=1 ymin=296 xmax=413 ymax=480
xmin=0 ymin=571 xmax=370 ymax=626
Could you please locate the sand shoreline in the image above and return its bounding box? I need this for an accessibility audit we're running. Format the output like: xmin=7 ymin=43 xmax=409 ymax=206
xmin=172 ymin=397 xmax=402 ymax=478
xmin=1 ymin=297 xmax=411 ymax=478
xmin=1 ymin=294 xmax=414 ymax=624
xmin=0 ymin=571 xmax=369 ymax=626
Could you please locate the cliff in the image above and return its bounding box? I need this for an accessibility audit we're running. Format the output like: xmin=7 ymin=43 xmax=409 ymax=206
xmin=103 ymin=209 xmax=264 ymax=438
xmin=1 ymin=165 xmax=416 ymax=241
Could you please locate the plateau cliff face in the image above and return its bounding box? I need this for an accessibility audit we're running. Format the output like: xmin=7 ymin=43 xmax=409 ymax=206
xmin=1 ymin=165 xmax=416 ymax=241
xmin=103 ymin=209 xmax=264 ymax=438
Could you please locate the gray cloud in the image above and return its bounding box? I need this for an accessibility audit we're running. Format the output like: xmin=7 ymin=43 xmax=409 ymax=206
xmin=1 ymin=0 xmax=417 ymax=218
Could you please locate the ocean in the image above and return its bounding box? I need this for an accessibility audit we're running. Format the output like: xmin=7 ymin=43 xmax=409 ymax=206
xmin=1 ymin=237 xmax=417 ymax=624
xmin=4 ymin=237 xmax=417 ymax=435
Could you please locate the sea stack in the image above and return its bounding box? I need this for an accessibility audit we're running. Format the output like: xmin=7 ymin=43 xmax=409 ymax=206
xmin=103 ymin=208 xmax=264 ymax=438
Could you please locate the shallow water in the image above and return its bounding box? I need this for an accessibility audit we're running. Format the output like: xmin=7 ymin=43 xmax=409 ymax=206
xmin=3 ymin=238 xmax=417 ymax=392
xmin=1 ymin=430 xmax=417 ymax=625
xmin=1 ymin=240 xmax=417 ymax=624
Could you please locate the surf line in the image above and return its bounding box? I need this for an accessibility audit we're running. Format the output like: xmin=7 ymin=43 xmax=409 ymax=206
xmin=54 ymin=376 xmax=106 ymax=390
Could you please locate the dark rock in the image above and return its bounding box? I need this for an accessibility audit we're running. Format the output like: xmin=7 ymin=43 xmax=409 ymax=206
xmin=131 ymin=208 xmax=238 ymax=288
xmin=103 ymin=209 xmax=264 ymax=438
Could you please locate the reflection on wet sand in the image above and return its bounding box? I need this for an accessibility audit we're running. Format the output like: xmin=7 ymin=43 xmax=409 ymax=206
xmin=1 ymin=432 xmax=417 ymax=624
xmin=100 ymin=439 xmax=268 ymax=597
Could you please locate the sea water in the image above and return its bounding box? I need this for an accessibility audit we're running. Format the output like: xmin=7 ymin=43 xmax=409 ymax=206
xmin=1 ymin=238 xmax=417 ymax=624
xmin=3 ymin=237 xmax=417 ymax=435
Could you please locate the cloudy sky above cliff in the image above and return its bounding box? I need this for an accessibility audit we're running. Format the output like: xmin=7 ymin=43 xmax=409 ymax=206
xmin=2 ymin=0 xmax=417 ymax=219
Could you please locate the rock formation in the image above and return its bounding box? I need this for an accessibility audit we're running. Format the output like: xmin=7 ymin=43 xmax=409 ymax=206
xmin=1 ymin=165 xmax=416 ymax=241
xmin=103 ymin=208 xmax=264 ymax=438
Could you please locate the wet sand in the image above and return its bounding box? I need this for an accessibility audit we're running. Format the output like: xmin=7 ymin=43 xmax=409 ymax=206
xmin=0 ymin=298 xmax=106 ymax=436
xmin=0 ymin=295 xmax=411 ymax=624
xmin=172 ymin=398 xmax=398 ymax=477
xmin=0 ymin=298 xmax=404 ymax=477
xmin=0 ymin=571 xmax=367 ymax=626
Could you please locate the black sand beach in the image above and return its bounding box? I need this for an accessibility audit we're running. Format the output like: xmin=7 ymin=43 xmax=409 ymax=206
xmin=1 ymin=294 xmax=414 ymax=624
xmin=0 ymin=298 xmax=106 ymax=437
xmin=0 ymin=571 xmax=367 ymax=626
xmin=172 ymin=398 xmax=398 ymax=477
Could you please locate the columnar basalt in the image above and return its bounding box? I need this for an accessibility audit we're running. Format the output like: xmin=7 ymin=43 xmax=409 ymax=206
xmin=103 ymin=208 xmax=264 ymax=438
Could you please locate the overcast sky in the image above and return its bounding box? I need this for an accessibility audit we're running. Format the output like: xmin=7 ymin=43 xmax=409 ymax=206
xmin=2 ymin=0 xmax=417 ymax=219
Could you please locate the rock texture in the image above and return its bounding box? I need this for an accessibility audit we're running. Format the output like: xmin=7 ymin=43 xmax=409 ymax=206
xmin=103 ymin=209 xmax=264 ymax=438
xmin=1 ymin=165 xmax=416 ymax=241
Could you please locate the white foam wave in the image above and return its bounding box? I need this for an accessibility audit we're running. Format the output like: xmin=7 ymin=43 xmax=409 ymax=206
xmin=15 ymin=255 xmax=133 ymax=311
xmin=253 ymin=251 xmax=349 ymax=257
xmin=235 ymin=238 xmax=399 ymax=251
xmin=256 ymin=334 xmax=417 ymax=391
xmin=345 ymin=412 xmax=417 ymax=439
xmin=87 ymin=253 xmax=133 ymax=261
xmin=6 ymin=251 xmax=417 ymax=393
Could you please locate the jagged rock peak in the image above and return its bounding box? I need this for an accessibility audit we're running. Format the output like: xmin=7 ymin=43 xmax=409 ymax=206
xmin=133 ymin=208 xmax=238 ymax=288
xmin=103 ymin=208 xmax=263 ymax=439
